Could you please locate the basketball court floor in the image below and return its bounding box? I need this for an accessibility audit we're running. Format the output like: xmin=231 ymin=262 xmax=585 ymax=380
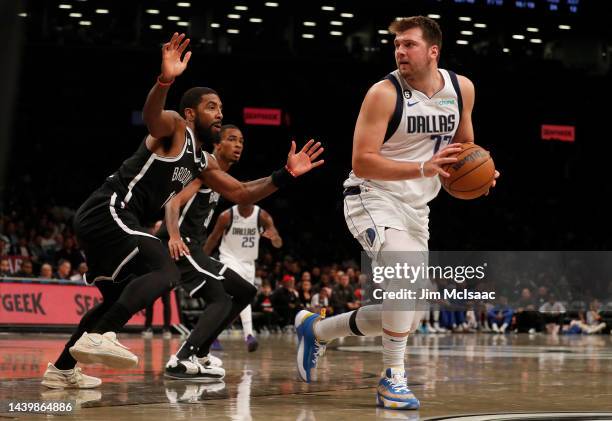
xmin=1 ymin=332 xmax=611 ymax=420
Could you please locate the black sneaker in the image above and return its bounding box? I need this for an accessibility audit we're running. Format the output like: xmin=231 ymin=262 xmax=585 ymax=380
xmin=164 ymin=354 xmax=225 ymax=381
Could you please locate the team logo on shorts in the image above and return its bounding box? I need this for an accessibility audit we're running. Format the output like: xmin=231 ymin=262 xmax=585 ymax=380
xmin=403 ymin=90 xmax=412 ymax=99
xmin=365 ymin=227 xmax=377 ymax=247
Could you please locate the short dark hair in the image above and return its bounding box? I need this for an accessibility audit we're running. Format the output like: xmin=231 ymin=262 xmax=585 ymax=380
xmin=215 ymin=124 xmax=241 ymax=145
xmin=389 ymin=16 xmax=443 ymax=50
xmin=179 ymin=87 xmax=219 ymax=118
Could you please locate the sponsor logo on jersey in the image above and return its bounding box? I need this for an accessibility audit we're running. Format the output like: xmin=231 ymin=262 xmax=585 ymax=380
xmin=407 ymin=100 xmax=420 ymax=107
xmin=438 ymin=98 xmax=456 ymax=106
xmin=407 ymin=114 xmax=456 ymax=134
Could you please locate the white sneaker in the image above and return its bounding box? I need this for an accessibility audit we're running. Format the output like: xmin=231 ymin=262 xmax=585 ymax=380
xmin=41 ymin=363 xmax=102 ymax=389
xmin=198 ymin=353 xmax=223 ymax=368
xmin=492 ymin=324 xmax=500 ymax=333
xmin=141 ymin=328 xmax=153 ymax=339
xmin=426 ymin=323 xmax=437 ymax=333
xmin=69 ymin=332 xmax=138 ymax=368
xmin=162 ymin=329 xmax=172 ymax=340
xmin=165 ymin=354 xmax=225 ymax=381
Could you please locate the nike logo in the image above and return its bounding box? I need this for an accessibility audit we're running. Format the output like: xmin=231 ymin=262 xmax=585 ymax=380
xmin=407 ymin=101 xmax=420 ymax=107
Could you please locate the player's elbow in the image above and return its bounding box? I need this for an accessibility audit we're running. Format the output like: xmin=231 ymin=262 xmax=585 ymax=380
xmin=352 ymin=155 xmax=371 ymax=178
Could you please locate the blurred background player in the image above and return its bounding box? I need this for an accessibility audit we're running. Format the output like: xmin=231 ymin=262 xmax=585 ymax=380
xmin=295 ymin=16 xmax=498 ymax=410
xmin=205 ymin=201 xmax=283 ymax=351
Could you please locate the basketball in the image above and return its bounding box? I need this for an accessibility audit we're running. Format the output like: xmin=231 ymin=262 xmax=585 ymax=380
xmin=441 ymin=143 xmax=495 ymax=200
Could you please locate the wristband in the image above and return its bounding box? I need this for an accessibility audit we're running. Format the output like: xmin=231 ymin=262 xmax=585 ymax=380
xmin=419 ymin=161 xmax=426 ymax=178
xmin=271 ymin=166 xmax=296 ymax=188
xmin=157 ymin=75 xmax=174 ymax=87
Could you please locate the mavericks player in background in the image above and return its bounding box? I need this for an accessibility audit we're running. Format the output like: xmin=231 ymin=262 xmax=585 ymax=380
xmin=205 ymin=202 xmax=282 ymax=352
xmin=295 ymin=16 xmax=498 ymax=410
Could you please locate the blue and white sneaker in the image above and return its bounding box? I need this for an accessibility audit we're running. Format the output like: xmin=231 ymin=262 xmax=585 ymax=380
xmin=295 ymin=310 xmax=326 ymax=383
xmin=376 ymin=368 xmax=420 ymax=410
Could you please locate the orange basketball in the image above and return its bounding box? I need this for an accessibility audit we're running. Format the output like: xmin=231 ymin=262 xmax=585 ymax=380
xmin=440 ymin=143 xmax=495 ymax=200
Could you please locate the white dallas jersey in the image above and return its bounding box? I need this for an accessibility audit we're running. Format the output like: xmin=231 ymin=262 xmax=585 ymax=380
xmin=344 ymin=68 xmax=462 ymax=210
xmin=219 ymin=205 xmax=262 ymax=263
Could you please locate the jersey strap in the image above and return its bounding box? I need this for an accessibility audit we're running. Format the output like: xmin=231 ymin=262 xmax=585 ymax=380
xmin=447 ymin=70 xmax=463 ymax=120
xmin=256 ymin=207 xmax=263 ymax=234
xmin=225 ymin=207 xmax=234 ymax=234
xmin=383 ymin=73 xmax=404 ymax=143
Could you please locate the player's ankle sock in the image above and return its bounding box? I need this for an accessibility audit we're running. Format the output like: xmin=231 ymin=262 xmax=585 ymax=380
xmin=314 ymin=306 xmax=382 ymax=341
xmin=382 ymin=331 xmax=407 ymax=369
xmin=54 ymin=349 xmax=77 ymax=370
xmin=176 ymin=339 xmax=199 ymax=360
xmin=240 ymin=305 xmax=253 ymax=338
xmin=314 ymin=311 xmax=353 ymax=342
xmin=91 ymin=303 xmax=132 ymax=334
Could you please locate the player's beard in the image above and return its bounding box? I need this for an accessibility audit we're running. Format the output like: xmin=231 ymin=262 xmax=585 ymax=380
xmin=194 ymin=118 xmax=220 ymax=146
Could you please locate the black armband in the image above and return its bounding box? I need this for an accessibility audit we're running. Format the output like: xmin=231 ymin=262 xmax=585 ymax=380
xmin=271 ymin=166 xmax=296 ymax=188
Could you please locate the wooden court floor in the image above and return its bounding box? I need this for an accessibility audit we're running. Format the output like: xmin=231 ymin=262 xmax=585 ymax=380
xmin=1 ymin=331 xmax=612 ymax=420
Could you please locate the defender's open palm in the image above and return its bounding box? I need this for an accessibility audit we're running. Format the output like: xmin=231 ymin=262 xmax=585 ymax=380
xmin=286 ymin=140 xmax=325 ymax=177
xmin=161 ymin=33 xmax=191 ymax=81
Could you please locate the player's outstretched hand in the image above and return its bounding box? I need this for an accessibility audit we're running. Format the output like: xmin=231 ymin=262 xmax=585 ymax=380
xmin=168 ymin=236 xmax=190 ymax=261
xmin=424 ymin=143 xmax=463 ymax=178
xmin=261 ymin=229 xmax=282 ymax=248
xmin=160 ymin=33 xmax=192 ymax=83
xmin=286 ymin=139 xmax=325 ymax=177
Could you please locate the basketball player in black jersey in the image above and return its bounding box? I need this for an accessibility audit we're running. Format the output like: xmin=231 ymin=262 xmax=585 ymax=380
xmin=42 ymin=33 xmax=324 ymax=389
xmin=156 ymin=124 xmax=253 ymax=380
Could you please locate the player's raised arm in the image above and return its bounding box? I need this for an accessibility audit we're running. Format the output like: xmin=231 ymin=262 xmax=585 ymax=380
xmin=164 ymin=177 xmax=202 ymax=260
xmin=352 ymin=81 xmax=462 ymax=180
xmin=142 ymin=33 xmax=192 ymax=140
xmin=203 ymin=210 xmax=230 ymax=255
xmin=200 ymin=140 xmax=324 ymax=205
xmin=260 ymin=210 xmax=283 ymax=248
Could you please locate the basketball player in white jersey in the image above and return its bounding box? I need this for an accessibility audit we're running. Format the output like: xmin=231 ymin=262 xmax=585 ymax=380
xmin=295 ymin=16 xmax=498 ymax=410
xmin=204 ymin=203 xmax=282 ymax=351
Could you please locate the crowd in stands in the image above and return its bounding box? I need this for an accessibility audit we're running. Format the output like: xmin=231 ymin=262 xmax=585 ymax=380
xmin=2 ymin=208 xmax=611 ymax=336
xmin=1 ymin=208 xmax=88 ymax=282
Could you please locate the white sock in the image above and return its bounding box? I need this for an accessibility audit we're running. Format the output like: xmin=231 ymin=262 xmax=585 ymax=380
xmin=382 ymin=331 xmax=407 ymax=369
xmin=240 ymin=305 xmax=253 ymax=338
xmin=314 ymin=305 xmax=383 ymax=342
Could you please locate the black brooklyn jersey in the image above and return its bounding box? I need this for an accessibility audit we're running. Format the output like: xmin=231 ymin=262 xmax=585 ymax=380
xmin=157 ymin=185 xmax=219 ymax=244
xmin=105 ymin=127 xmax=206 ymax=226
